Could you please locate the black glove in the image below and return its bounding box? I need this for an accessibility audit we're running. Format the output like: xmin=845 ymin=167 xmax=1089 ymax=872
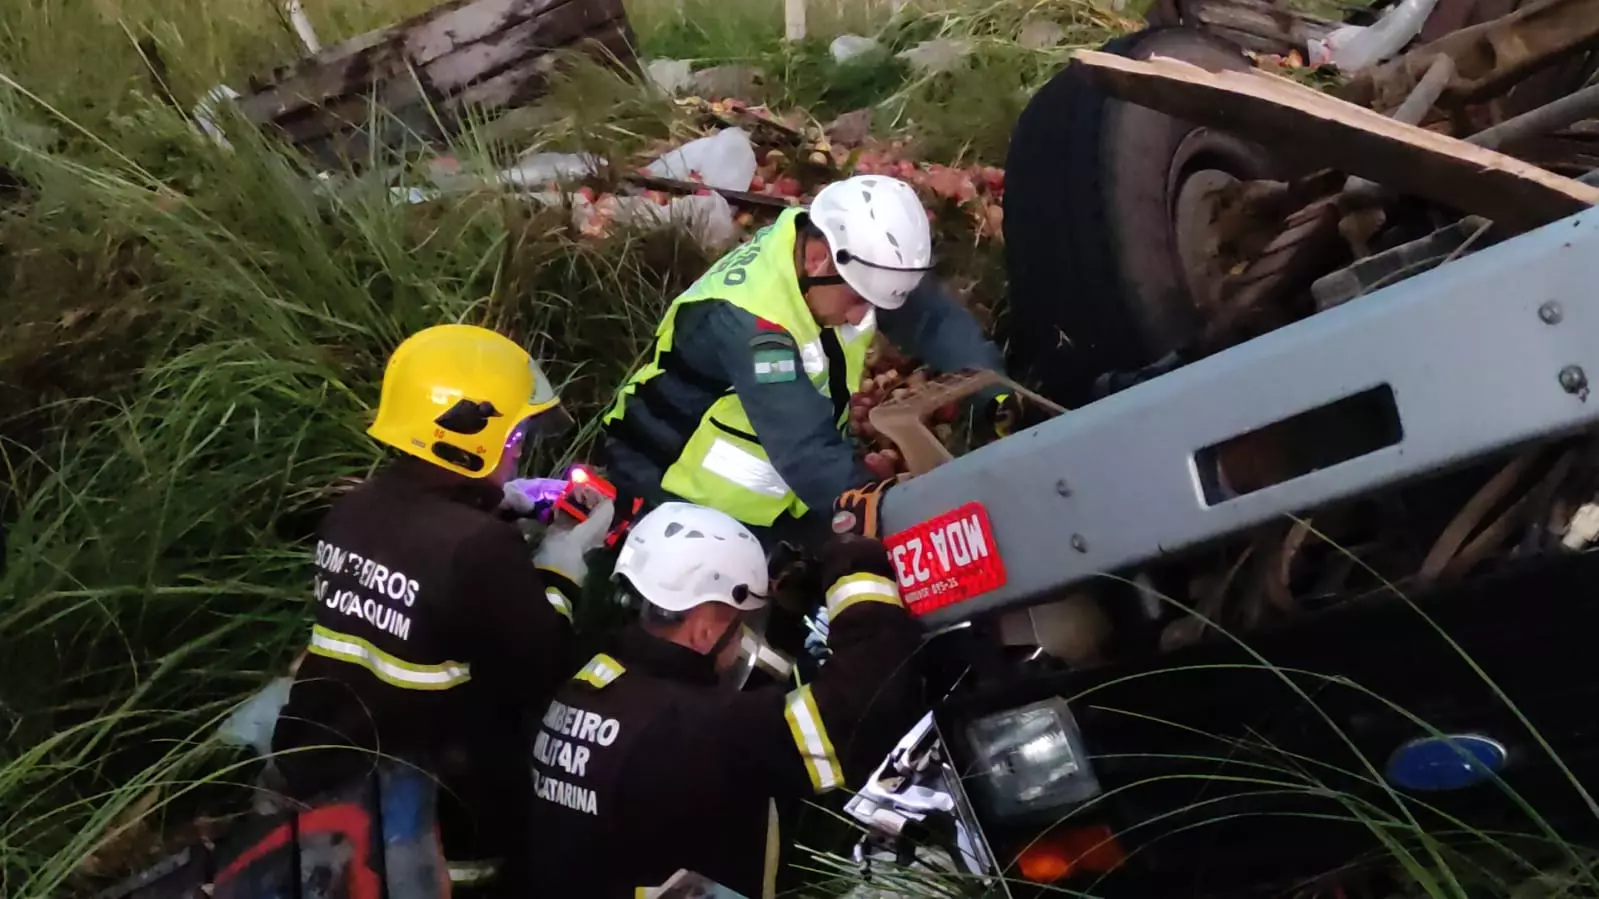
xmin=817 ymin=532 xmax=899 ymax=593
xmin=769 ymin=540 xmax=824 ymax=614
xmin=832 ymin=475 xmax=906 ymax=540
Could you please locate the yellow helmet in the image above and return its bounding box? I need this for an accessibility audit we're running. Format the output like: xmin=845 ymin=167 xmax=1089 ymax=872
xmin=367 ymin=324 xmax=571 ymax=478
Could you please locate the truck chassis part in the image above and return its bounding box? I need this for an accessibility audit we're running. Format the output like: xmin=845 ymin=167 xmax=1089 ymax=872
xmin=881 ymin=208 xmax=1599 ymax=628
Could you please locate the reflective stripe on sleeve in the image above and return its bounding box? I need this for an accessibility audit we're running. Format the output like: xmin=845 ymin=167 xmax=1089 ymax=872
xmin=825 ymin=572 xmax=902 ymax=619
xmin=741 ymin=627 xmax=794 ymax=680
xmin=545 ymin=587 xmax=572 ymax=621
xmin=307 ymin=625 xmax=470 ymax=691
xmin=783 ymin=684 xmax=842 ymax=793
xmin=798 ymin=338 xmax=827 ymax=375
xmin=574 ymin=653 xmax=626 ymax=689
xmin=700 ymin=438 xmax=793 ymax=498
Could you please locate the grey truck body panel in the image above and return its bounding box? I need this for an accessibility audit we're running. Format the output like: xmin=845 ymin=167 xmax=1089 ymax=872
xmin=882 ymin=209 xmax=1599 ymax=627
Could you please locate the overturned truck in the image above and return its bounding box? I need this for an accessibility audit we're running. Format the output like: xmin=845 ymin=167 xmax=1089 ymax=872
xmin=852 ymin=0 xmax=1599 ymax=895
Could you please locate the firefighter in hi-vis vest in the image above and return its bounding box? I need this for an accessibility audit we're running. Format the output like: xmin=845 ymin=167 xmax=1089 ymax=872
xmin=271 ymin=323 xmax=614 ymax=897
xmin=598 ymin=174 xmax=1017 ymax=548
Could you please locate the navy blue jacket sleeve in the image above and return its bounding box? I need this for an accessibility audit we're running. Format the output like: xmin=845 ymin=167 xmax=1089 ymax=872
xmin=877 ymin=277 xmax=1007 ymax=403
xmin=674 ymin=301 xmax=876 ymax=512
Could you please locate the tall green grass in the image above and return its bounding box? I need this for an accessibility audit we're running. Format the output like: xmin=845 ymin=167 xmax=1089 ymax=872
xmin=0 ymin=45 xmax=714 ymax=889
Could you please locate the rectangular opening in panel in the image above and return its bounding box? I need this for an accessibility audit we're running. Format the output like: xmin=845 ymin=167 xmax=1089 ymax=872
xmin=1194 ymin=384 xmax=1403 ymax=506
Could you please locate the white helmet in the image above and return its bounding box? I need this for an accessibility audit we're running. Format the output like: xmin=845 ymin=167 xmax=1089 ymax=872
xmin=612 ymin=502 xmax=769 ymax=613
xmin=807 ymin=175 xmax=934 ymax=310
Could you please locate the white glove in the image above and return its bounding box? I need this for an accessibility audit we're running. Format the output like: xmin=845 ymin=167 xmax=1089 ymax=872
xmin=803 ymin=606 xmax=832 ymax=661
xmin=532 ymin=490 xmax=615 ymax=585
xmin=501 ymin=477 xmax=567 ymax=517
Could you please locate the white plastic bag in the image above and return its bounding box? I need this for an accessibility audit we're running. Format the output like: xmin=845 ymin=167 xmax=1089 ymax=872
xmin=218 ymin=676 xmax=294 ymax=756
xmin=1308 ymin=0 xmax=1440 ymax=72
xmin=896 ymin=39 xmax=973 ymax=75
xmin=829 ymin=34 xmax=882 ymax=64
xmin=499 ymin=152 xmax=603 ymax=188
xmin=645 ymin=128 xmax=757 ymax=192
xmin=646 ymin=58 xmax=693 ymax=95
xmin=191 ymin=84 xmax=242 ymax=150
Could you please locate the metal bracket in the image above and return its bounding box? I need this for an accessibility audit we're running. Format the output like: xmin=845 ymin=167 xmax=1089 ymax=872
xmin=882 ymin=209 xmax=1599 ymax=627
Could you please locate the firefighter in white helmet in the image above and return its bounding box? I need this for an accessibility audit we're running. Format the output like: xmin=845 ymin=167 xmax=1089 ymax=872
xmin=523 ymin=501 xmax=926 ymax=897
xmin=599 ymin=174 xmax=1017 ymax=547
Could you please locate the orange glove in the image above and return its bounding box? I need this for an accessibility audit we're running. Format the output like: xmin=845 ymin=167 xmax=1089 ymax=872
xmin=831 ymin=475 xmax=907 ymax=540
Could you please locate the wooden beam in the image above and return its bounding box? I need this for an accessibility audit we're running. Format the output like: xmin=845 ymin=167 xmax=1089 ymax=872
xmin=236 ymin=0 xmax=638 ymax=169
xmin=1073 ymin=49 xmax=1599 ymax=232
xmin=622 ymin=173 xmax=795 ymax=210
xmin=1180 ymin=0 xmax=1337 ymax=56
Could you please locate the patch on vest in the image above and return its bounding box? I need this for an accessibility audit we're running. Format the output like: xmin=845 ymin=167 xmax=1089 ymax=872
xmin=750 ymin=331 xmax=798 ymax=384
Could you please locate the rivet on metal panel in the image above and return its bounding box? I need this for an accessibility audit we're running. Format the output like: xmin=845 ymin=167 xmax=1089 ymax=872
xmin=1070 ymin=534 xmax=1088 ymax=553
xmin=1055 ymin=479 xmax=1072 ymax=497
xmin=1559 ymin=365 xmax=1588 ymax=400
xmin=1539 ymin=301 xmax=1563 ymax=324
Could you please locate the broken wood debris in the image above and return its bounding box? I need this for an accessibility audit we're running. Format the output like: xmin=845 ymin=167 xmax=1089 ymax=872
xmin=621 ymin=172 xmax=796 ymax=210
xmin=1074 ymin=49 xmax=1599 ymax=232
xmin=236 ymin=0 xmax=639 ymax=170
xmin=1177 ymin=0 xmax=1338 ymax=57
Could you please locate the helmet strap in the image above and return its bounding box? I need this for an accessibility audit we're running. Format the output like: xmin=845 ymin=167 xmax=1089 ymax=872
xmin=706 ymin=613 xmax=743 ymax=661
xmin=795 ymin=230 xmax=847 ymax=295
xmin=798 ymin=273 xmax=846 ymax=293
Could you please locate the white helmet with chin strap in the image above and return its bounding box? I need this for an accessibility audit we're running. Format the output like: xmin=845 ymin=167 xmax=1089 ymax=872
xmin=807 ymin=175 xmax=935 ymax=311
xmin=612 ymin=502 xmax=770 ymax=613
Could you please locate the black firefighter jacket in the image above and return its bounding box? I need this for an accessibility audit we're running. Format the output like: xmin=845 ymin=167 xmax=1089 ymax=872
xmin=525 ymin=544 xmax=926 ymax=897
xmin=272 ymin=456 xmax=579 ymax=801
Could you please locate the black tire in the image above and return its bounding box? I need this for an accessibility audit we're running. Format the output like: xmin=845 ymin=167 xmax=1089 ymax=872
xmin=1002 ymin=27 xmax=1280 ymax=407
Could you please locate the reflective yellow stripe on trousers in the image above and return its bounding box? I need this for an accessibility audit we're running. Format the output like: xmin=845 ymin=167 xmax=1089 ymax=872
xmin=307 ymin=624 xmax=471 ymax=691
xmin=447 ymin=858 xmax=501 ymax=887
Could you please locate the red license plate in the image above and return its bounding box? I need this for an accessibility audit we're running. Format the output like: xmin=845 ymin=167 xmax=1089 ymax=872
xmin=883 ymin=501 xmax=1008 ymax=616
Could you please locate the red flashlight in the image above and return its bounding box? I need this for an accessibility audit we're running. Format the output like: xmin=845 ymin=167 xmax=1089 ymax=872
xmin=555 ymin=464 xmax=617 ymax=524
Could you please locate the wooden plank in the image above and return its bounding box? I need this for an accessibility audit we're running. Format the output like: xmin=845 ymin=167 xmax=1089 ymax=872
xmin=1073 ymin=49 xmax=1599 ymax=231
xmin=233 ymin=0 xmax=636 ymax=169
xmin=623 ymin=173 xmax=795 ymax=210
xmin=1182 ymin=0 xmax=1337 ymax=55
xmin=239 ymin=0 xmax=626 ymax=121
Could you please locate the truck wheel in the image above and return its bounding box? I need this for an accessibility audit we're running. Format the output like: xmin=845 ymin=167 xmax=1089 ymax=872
xmin=1003 ymin=27 xmax=1281 ymax=407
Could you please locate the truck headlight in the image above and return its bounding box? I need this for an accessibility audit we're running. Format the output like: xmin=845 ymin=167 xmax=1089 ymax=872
xmin=965 ymin=697 xmax=1101 ymax=820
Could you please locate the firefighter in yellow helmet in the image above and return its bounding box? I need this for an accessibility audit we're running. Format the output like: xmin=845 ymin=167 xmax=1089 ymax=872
xmin=271 ymin=324 xmax=612 ymax=897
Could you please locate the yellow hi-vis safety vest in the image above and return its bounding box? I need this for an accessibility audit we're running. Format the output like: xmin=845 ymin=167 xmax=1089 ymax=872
xmin=603 ymin=208 xmax=874 ymax=527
